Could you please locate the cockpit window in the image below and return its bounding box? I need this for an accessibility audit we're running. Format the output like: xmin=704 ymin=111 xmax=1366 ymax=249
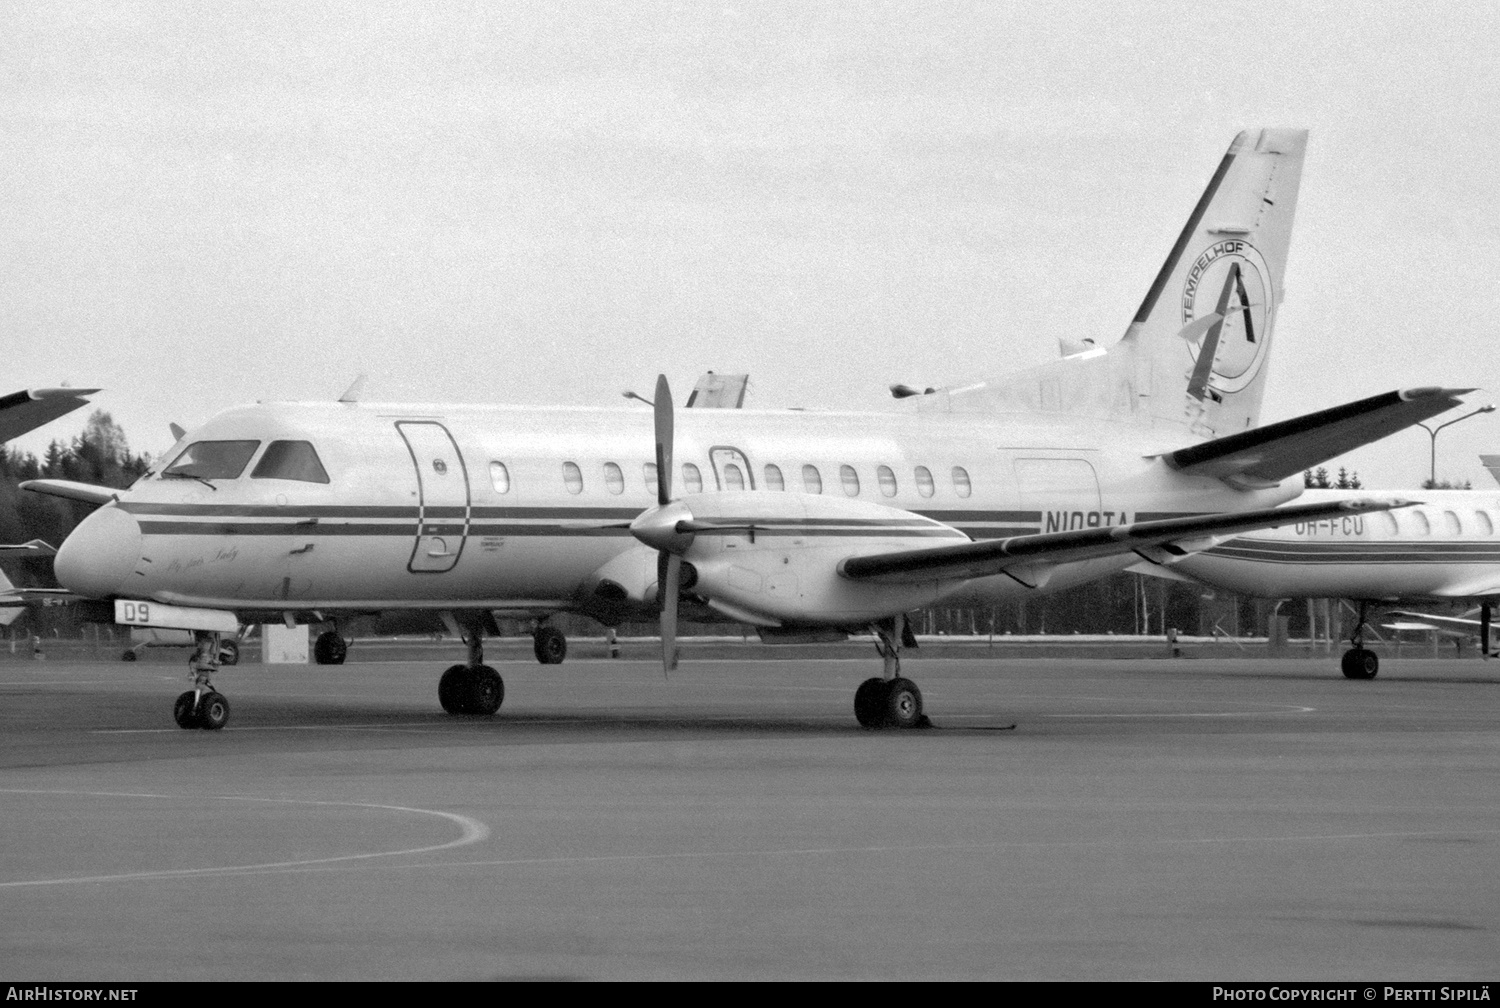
xmin=162 ymin=440 xmax=260 ymax=480
xmin=251 ymin=440 xmax=330 ymax=484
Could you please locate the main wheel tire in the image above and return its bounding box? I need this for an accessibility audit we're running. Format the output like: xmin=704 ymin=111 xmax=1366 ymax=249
xmin=883 ymin=677 xmax=925 ymax=729
xmin=438 ymin=664 xmax=471 ymax=714
xmin=533 ymin=626 xmax=567 ymax=665
xmin=122 ymin=650 xmax=138 ymax=662
xmin=172 ymin=691 xmax=202 ymax=729
xmin=854 ymin=677 xmax=891 ymax=728
xmin=1341 ymin=647 xmax=1379 ymax=680
xmin=217 ymin=640 xmax=240 ymax=666
xmin=313 ymin=631 xmax=348 ymax=666
xmin=197 ymin=691 xmax=231 ymax=730
xmin=466 ymin=665 xmax=505 ymax=716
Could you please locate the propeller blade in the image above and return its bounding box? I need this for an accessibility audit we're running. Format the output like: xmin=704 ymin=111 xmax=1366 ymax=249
xmin=654 ymin=374 xmax=673 ymax=506
xmin=661 ymin=553 xmax=681 ymax=675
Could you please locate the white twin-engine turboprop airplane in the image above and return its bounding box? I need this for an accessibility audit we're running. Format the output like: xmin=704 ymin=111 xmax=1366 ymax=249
xmin=1157 ymin=488 xmax=1500 ymax=680
xmin=25 ymin=128 xmax=1472 ymax=731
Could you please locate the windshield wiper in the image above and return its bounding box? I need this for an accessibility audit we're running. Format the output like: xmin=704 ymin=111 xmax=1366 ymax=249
xmin=161 ymin=471 xmax=218 ymax=491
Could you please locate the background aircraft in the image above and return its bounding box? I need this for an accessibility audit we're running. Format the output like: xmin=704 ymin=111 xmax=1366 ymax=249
xmin=26 ymin=128 xmax=1467 ymax=730
xmin=1154 ymin=488 xmax=1500 ymax=678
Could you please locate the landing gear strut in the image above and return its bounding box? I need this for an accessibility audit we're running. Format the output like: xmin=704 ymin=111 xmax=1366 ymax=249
xmin=1340 ymin=601 xmax=1379 ymax=680
xmin=173 ymin=630 xmax=231 ymax=730
xmin=438 ymin=619 xmax=504 ymax=715
xmin=854 ymin=615 xmax=928 ymax=729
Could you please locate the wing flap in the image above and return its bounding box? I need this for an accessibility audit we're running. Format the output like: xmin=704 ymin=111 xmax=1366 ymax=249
xmin=839 ymin=497 xmax=1411 ymax=584
xmin=1165 ymin=387 xmax=1473 ymax=487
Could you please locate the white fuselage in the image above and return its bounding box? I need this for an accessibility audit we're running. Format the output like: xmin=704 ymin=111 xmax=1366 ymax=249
xmin=1171 ymin=489 xmax=1500 ymax=601
xmin=59 ymin=400 xmax=1302 ymax=625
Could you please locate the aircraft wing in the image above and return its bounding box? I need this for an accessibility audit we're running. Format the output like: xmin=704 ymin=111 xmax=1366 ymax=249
xmin=0 ymin=539 xmax=57 ymax=558
xmin=1163 ymin=387 xmax=1472 ymax=489
xmin=19 ymin=479 xmax=120 ymax=506
xmin=0 ymin=387 xmax=99 ymax=443
xmin=840 ymin=497 xmax=1408 ymax=585
xmin=1384 ymin=611 xmax=1490 ymax=635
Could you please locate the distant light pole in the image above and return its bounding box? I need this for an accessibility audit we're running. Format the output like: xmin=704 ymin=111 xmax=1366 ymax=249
xmin=1418 ymin=404 xmax=1496 ymax=487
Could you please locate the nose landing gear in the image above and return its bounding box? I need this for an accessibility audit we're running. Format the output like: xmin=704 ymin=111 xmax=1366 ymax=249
xmin=173 ymin=630 xmax=232 ymax=729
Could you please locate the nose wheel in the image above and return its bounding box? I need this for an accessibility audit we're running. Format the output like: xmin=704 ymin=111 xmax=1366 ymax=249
xmin=172 ymin=630 xmax=232 ymax=730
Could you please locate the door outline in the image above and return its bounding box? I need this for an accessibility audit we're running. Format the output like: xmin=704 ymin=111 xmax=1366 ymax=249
xmin=709 ymin=446 xmax=755 ymax=491
xmin=397 ymin=421 xmax=471 ymax=573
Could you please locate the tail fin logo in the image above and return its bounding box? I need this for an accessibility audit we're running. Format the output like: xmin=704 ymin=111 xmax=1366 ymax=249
xmin=1182 ymin=239 xmax=1272 ymax=401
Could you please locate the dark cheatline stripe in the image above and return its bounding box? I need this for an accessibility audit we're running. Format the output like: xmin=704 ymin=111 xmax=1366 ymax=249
xmin=120 ymin=503 xmax=420 ymax=519
xmin=1205 ymin=538 xmax=1500 ymax=564
xmin=956 ymin=527 xmax=1041 ymax=540
xmin=1134 ymin=512 xmax=1206 ymax=523
xmin=140 ymin=522 xmax=416 ymax=537
xmin=917 ymin=510 xmax=1041 ymax=523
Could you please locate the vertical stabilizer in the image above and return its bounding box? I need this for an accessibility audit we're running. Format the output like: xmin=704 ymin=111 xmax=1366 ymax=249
xmin=915 ymin=129 xmax=1306 ymax=437
xmin=1124 ymin=128 xmax=1307 ymax=434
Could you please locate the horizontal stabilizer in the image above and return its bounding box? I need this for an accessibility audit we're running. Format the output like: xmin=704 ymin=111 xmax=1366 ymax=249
xmin=0 ymin=387 xmax=99 ymax=443
xmin=0 ymin=539 xmax=57 ymax=558
xmin=19 ymin=479 xmax=120 ymax=506
xmin=839 ymin=497 xmax=1409 ymax=585
xmin=1481 ymin=455 xmax=1500 ymax=488
xmin=1165 ymin=387 xmax=1473 ymax=488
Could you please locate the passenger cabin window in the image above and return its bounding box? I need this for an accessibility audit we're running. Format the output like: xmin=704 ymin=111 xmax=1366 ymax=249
xmin=724 ymin=462 xmax=746 ymax=491
xmin=563 ymin=461 xmax=584 ymax=495
xmin=952 ymin=466 xmax=972 ymax=498
xmin=764 ymin=464 xmax=785 ymax=491
xmin=1440 ymin=510 xmax=1461 ymax=536
xmin=915 ymin=466 xmax=935 ymax=498
xmin=1373 ymin=513 xmax=1399 ymax=536
xmin=250 ymin=441 xmax=330 ymax=484
xmin=489 ymin=461 xmax=511 ymax=494
xmin=802 ymin=465 xmax=823 ymax=494
xmin=1476 ymin=511 xmax=1494 ymax=536
xmin=840 ymin=464 xmax=860 ymax=496
xmin=1408 ymin=511 xmax=1431 ymax=536
xmin=683 ymin=463 xmax=704 ymax=494
xmin=164 ymin=440 xmax=260 ymax=481
xmin=604 ymin=462 xmax=625 ymax=495
xmin=644 ymin=462 xmax=659 ymax=495
xmin=877 ymin=465 xmax=897 ymax=497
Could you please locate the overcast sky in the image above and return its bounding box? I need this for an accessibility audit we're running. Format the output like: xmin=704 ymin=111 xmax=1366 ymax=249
xmin=5 ymin=1 xmax=1499 ymax=489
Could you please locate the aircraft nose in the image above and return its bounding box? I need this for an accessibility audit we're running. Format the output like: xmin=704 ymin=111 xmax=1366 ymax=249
xmin=55 ymin=506 xmax=142 ymax=599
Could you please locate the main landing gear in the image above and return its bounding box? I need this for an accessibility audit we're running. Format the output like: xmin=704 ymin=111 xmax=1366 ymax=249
xmin=1341 ymin=601 xmax=1379 ymax=680
xmin=854 ymin=615 xmax=929 ymax=729
xmin=313 ymin=630 xmax=348 ymax=665
xmin=438 ymin=621 xmax=504 ymax=716
xmin=533 ymin=623 xmax=567 ymax=664
xmin=173 ymin=630 xmax=231 ymax=730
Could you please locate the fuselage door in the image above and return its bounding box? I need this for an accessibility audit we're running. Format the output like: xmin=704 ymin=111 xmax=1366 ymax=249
xmin=397 ymin=421 xmax=470 ymax=573
xmin=1014 ymin=458 xmax=1105 ymax=533
xmin=709 ymin=446 xmax=755 ymax=491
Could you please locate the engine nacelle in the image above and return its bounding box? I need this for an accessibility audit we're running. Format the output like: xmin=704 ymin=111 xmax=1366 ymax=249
xmin=634 ymin=492 xmax=968 ymax=627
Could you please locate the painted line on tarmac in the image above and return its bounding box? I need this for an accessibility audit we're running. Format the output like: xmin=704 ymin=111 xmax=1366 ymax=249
xmin=105 ymin=825 xmax=1500 ymax=883
xmin=0 ymin=788 xmax=489 ymax=888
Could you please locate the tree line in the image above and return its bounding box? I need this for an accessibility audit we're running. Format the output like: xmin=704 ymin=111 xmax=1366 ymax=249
xmin=0 ymin=411 xmax=150 ymax=588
